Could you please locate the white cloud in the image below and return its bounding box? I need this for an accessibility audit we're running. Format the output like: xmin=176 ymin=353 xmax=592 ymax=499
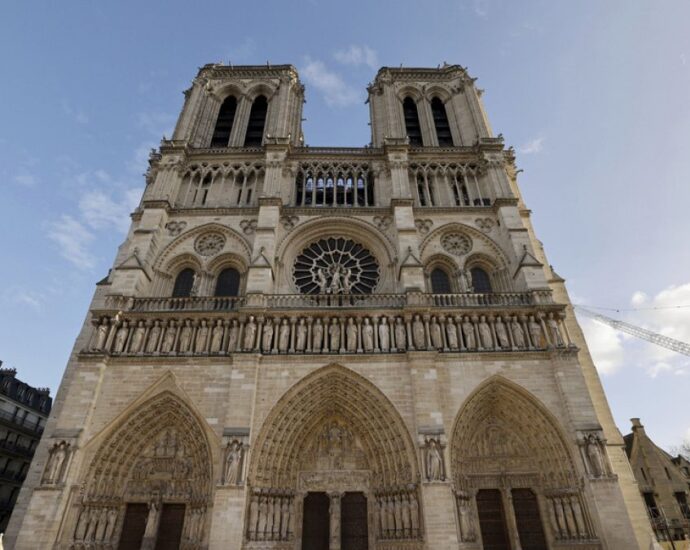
xmin=301 ymin=58 xmax=360 ymax=108
xmin=334 ymin=45 xmax=379 ymax=70
xmin=79 ymin=188 xmax=140 ymax=233
xmin=13 ymin=172 xmax=38 ymax=187
xmin=518 ymin=137 xmax=544 ymax=154
xmin=579 ymin=316 xmax=626 ymax=375
xmin=137 ymin=112 xmax=175 ymax=138
xmin=473 ymin=0 xmax=488 ymax=18
xmin=631 ymin=291 xmax=648 ymax=306
xmin=48 ymin=215 xmax=95 ymax=270
xmin=128 ymin=142 xmax=157 ymax=174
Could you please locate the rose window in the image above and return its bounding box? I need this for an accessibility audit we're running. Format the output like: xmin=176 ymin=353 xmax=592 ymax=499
xmin=441 ymin=232 xmax=472 ymax=256
xmin=293 ymin=237 xmax=380 ymax=295
xmin=194 ymin=232 xmax=225 ymax=256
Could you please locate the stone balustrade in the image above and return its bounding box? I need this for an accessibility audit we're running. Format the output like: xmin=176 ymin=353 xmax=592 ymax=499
xmin=85 ymin=299 xmax=573 ymax=358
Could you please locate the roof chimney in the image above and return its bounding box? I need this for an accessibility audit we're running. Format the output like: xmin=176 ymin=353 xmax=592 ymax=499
xmin=631 ymin=418 xmax=645 ymax=432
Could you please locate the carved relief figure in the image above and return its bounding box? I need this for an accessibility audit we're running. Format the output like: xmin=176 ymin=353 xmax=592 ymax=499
xmin=462 ymin=317 xmax=476 ymax=349
xmin=278 ymin=319 xmax=290 ymax=352
xmin=195 ymin=319 xmax=209 ymax=353
xmin=362 ymin=318 xmax=374 ymax=352
xmin=130 ymin=320 xmax=146 ymax=353
xmin=457 ymin=496 xmax=476 ymax=542
xmin=262 ymin=319 xmax=274 ymax=352
xmin=548 ymin=313 xmax=565 ymax=347
xmin=161 ymin=321 xmax=176 ymax=353
xmin=43 ymin=441 xmax=69 ymax=484
xmin=316 ymin=268 xmax=328 ymax=294
xmin=584 ymin=434 xmax=606 ymax=477
xmin=93 ymin=318 xmax=109 ymax=351
xmin=224 ymin=441 xmax=243 ymax=485
xmin=346 ymin=318 xmax=357 ymax=352
xmin=446 ymin=317 xmax=459 ymax=350
xmin=511 ymin=316 xmax=525 ymax=348
xmin=114 ymin=321 xmax=129 ymax=353
xmin=296 ymin=318 xmax=307 ymax=351
xmin=146 ymin=321 xmax=161 ymax=353
xmin=495 ymin=317 xmax=510 ymax=348
xmin=412 ymin=315 xmax=425 ymax=349
xmin=379 ymin=317 xmax=390 ymax=351
xmin=179 ymin=320 xmax=192 ymax=352
xmin=430 ymin=316 xmax=443 ymax=349
xmin=243 ymin=315 xmax=257 ymax=351
xmin=478 ymin=316 xmax=493 ymax=349
xmin=329 ymin=318 xmax=341 ymax=350
xmin=227 ymin=319 xmax=239 ymax=351
xmin=425 ymin=438 xmax=444 ymax=481
xmin=528 ymin=315 xmax=543 ymax=348
xmin=210 ymin=319 xmax=224 ymax=353
xmin=312 ymin=318 xmax=323 ymax=352
xmin=394 ymin=317 xmax=407 ymax=351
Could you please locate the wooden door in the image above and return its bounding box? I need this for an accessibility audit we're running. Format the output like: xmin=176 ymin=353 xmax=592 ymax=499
xmin=476 ymin=489 xmax=511 ymax=550
xmin=341 ymin=492 xmax=368 ymax=550
xmin=302 ymin=492 xmax=329 ymax=550
xmin=154 ymin=503 xmax=186 ymax=550
xmin=117 ymin=503 xmax=148 ymax=550
xmin=512 ymin=489 xmax=547 ymax=550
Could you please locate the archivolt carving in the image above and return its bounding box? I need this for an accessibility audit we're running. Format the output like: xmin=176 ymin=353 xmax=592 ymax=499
xmin=249 ymin=365 xmax=418 ymax=490
xmin=450 ymin=378 xmax=577 ymax=491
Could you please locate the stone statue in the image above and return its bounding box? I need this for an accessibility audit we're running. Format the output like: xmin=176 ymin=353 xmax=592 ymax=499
xmin=378 ymin=498 xmax=388 ymax=535
xmin=342 ymin=267 xmax=354 ymax=294
xmin=114 ymin=321 xmax=129 ymax=353
xmin=95 ymin=507 xmax=108 ymax=541
xmin=280 ymin=497 xmax=290 ymax=540
xmin=248 ymin=494 xmax=259 ymax=539
xmin=296 ymin=318 xmax=307 ymax=351
xmin=495 ymin=317 xmax=510 ymax=348
xmin=243 ymin=316 xmax=257 ymax=351
xmin=312 ymin=318 xmax=323 ymax=352
xmin=346 ymin=318 xmax=357 ymax=352
xmin=430 ymin=317 xmax=443 ymax=349
xmin=528 ymin=316 xmax=543 ymax=348
xmin=146 ymin=321 xmax=161 ymax=353
xmin=548 ymin=313 xmax=565 ymax=347
xmin=409 ymin=494 xmax=419 ymax=533
xmin=462 ymin=317 xmax=476 ymax=349
xmin=394 ymin=317 xmax=406 ymax=351
xmin=379 ymin=317 xmax=390 ymax=351
xmin=179 ymin=320 xmax=192 ymax=352
xmin=74 ymin=507 xmax=90 ymax=540
xmin=393 ymin=495 xmax=403 ymax=537
xmin=262 ymin=319 xmax=274 ymax=352
xmin=104 ymin=507 xmax=118 ymax=542
xmin=278 ymin=319 xmax=290 ymax=352
xmin=385 ymin=497 xmax=395 ymax=537
xmin=93 ymin=319 xmax=109 ymax=351
xmin=329 ymin=265 xmax=343 ymax=294
xmin=161 ymin=321 xmax=176 ymax=353
xmin=457 ymin=497 xmax=476 ymax=541
xmin=362 ymin=318 xmax=374 ymax=352
xmin=425 ymin=439 xmax=443 ymax=481
xmin=510 ymin=316 xmax=525 ymax=348
xmin=224 ymin=442 xmax=242 ymax=485
xmin=329 ymin=318 xmax=340 ymax=350
xmin=130 ymin=320 xmax=146 ymax=353
xmin=585 ymin=434 xmax=605 ymax=477
xmin=478 ymin=316 xmax=493 ymax=349
xmin=143 ymin=500 xmax=160 ymax=540
xmin=227 ymin=319 xmax=239 ymax=352
xmin=460 ymin=269 xmax=473 ymax=292
xmin=190 ymin=272 xmax=200 ymax=297
xmin=446 ymin=317 xmax=459 ymax=350
xmin=44 ymin=441 xmax=68 ymax=484
xmin=210 ymin=320 xmax=224 ymax=353
xmin=401 ymin=494 xmax=411 ymax=535
xmin=195 ymin=319 xmax=209 ymax=353
xmin=316 ymin=268 xmax=328 ymax=294
xmin=271 ymin=495 xmax=281 ymax=538
xmin=412 ymin=315 xmax=425 ymax=349
xmin=257 ymin=496 xmax=268 ymax=538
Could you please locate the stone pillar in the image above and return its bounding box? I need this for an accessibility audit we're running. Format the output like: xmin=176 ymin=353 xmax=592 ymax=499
xmin=141 ymin=501 xmax=161 ymax=550
xmin=501 ymin=488 xmax=522 ymax=550
xmin=328 ymin=492 xmax=342 ymax=550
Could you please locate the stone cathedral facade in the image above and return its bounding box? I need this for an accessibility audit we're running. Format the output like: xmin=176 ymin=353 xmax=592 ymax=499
xmin=6 ymin=64 xmax=652 ymax=550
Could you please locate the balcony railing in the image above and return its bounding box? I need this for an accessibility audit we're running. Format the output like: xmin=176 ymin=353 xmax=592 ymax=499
xmin=0 ymin=408 xmax=44 ymax=436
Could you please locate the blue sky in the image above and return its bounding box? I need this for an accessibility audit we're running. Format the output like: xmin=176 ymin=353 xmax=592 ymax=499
xmin=0 ymin=1 xmax=688 ymax=450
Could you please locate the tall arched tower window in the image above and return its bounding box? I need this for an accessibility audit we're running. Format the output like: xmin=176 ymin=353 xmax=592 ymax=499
xmin=172 ymin=268 xmax=196 ymax=297
xmin=244 ymin=95 xmax=268 ymax=146
xmin=215 ymin=268 xmax=240 ymax=297
xmin=431 ymin=97 xmax=453 ymax=146
xmin=210 ymin=96 xmax=237 ymax=147
xmin=430 ymin=268 xmax=452 ymax=293
xmin=471 ymin=267 xmax=492 ymax=293
xmin=403 ymin=97 xmax=423 ymax=146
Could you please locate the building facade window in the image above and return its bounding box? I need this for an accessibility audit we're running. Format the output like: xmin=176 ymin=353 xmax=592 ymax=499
xmin=172 ymin=268 xmax=196 ymax=298
xmin=403 ymin=97 xmax=422 ymax=146
xmin=430 ymin=268 xmax=452 ymax=294
xmin=471 ymin=267 xmax=492 ymax=293
xmin=431 ymin=97 xmax=453 ymax=146
xmin=244 ymin=95 xmax=268 ymax=146
xmin=215 ymin=268 xmax=241 ymax=297
xmin=210 ymin=96 xmax=237 ymax=147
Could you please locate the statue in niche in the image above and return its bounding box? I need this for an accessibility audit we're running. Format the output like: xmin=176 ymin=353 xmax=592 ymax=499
xmin=379 ymin=317 xmax=390 ymax=351
xmin=195 ymin=319 xmax=209 ymax=352
xmin=312 ymin=318 xmax=323 ymax=352
xmin=161 ymin=321 xmax=176 ymax=353
xmin=346 ymin=318 xmax=357 ymax=352
xmin=457 ymin=497 xmax=476 ymax=541
xmin=257 ymin=495 xmax=268 ymax=538
xmin=430 ymin=317 xmax=443 ymax=349
xmin=248 ymin=494 xmax=259 ymax=539
xmin=146 ymin=321 xmax=161 ymax=353
xmin=227 ymin=319 xmax=239 ymax=352
xmin=511 ymin=316 xmax=525 ymax=348
xmin=74 ymin=507 xmax=90 ymax=540
xmin=462 ymin=317 xmax=476 ymax=349
xmin=278 ymin=319 xmax=290 ymax=352
xmin=280 ymin=497 xmax=290 ymax=540
xmin=362 ymin=318 xmax=374 ymax=351
xmin=412 ymin=315 xmax=425 ymax=349
xmin=329 ymin=265 xmax=344 ymax=294
xmin=584 ymin=433 xmax=606 ymax=477
xmin=296 ymin=318 xmax=307 ymax=351
xmin=478 ymin=316 xmax=493 ymax=348
xmin=104 ymin=507 xmax=118 ymax=542
xmin=425 ymin=438 xmax=444 ymax=481
xmin=93 ymin=318 xmax=109 ymax=351
xmin=210 ymin=319 xmax=224 ymax=353
xmin=85 ymin=508 xmax=98 ymax=540
xmin=243 ymin=316 xmax=257 ymax=351
xmin=528 ymin=315 xmax=543 ymax=348
xmin=329 ymin=318 xmax=340 ymax=350
xmin=547 ymin=313 xmax=565 ymax=347
xmin=409 ymin=494 xmax=419 ymax=534
xmin=179 ymin=320 xmax=192 ymax=352
xmin=43 ymin=441 xmax=69 ymax=484
xmin=224 ymin=441 xmax=243 ymax=485
xmin=394 ymin=317 xmax=407 ymax=350
xmin=401 ymin=495 xmax=411 ymax=535
xmin=114 ymin=321 xmax=129 ymax=353
xmin=386 ymin=497 xmax=396 ymax=538
xmin=495 ymin=317 xmax=510 ymax=348
xmin=460 ymin=269 xmax=473 ymax=292
xmin=446 ymin=317 xmax=459 ymax=350
xmin=95 ymin=507 xmax=108 ymax=541
xmin=143 ymin=499 xmax=161 ymax=540
xmin=190 ymin=272 xmax=200 ymax=297
xmin=262 ymin=319 xmax=274 ymax=352
xmin=130 ymin=320 xmax=146 ymax=353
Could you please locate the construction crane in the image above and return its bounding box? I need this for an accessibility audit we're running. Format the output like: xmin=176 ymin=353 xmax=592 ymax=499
xmin=574 ymin=306 xmax=690 ymax=358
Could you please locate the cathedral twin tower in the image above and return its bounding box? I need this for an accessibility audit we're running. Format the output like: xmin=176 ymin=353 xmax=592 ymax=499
xmin=7 ymin=64 xmax=650 ymax=549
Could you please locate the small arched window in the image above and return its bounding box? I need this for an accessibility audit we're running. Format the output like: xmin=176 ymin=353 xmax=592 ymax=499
xmin=244 ymin=95 xmax=268 ymax=146
xmin=172 ymin=268 xmax=196 ymax=297
xmin=403 ymin=97 xmax=423 ymax=146
xmin=431 ymin=97 xmax=453 ymax=146
xmin=471 ymin=267 xmax=492 ymax=293
xmin=215 ymin=268 xmax=240 ymax=297
xmin=430 ymin=268 xmax=452 ymax=294
xmin=210 ymin=96 xmax=237 ymax=147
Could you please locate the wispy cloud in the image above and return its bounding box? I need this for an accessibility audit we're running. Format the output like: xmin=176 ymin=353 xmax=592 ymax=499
xmin=79 ymin=188 xmax=140 ymax=233
xmin=12 ymin=172 xmax=38 ymax=187
xmin=579 ymin=315 xmax=626 ymax=375
xmin=518 ymin=137 xmax=544 ymax=154
xmin=3 ymin=287 xmax=46 ymax=312
xmin=334 ymin=45 xmax=379 ymax=70
xmin=137 ymin=112 xmax=175 ymax=137
xmin=473 ymin=0 xmax=488 ymax=18
xmin=48 ymin=215 xmax=96 ymax=270
xmin=61 ymin=100 xmax=89 ymax=125
xmin=301 ymin=57 xmax=360 ymax=108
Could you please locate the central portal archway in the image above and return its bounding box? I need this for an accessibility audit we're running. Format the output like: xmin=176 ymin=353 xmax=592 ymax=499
xmin=247 ymin=365 xmax=422 ymax=549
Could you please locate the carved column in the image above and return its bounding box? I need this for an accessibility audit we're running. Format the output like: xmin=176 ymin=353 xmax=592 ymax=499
xmin=328 ymin=492 xmax=342 ymax=550
xmin=501 ymin=488 xmax=522 ymax=550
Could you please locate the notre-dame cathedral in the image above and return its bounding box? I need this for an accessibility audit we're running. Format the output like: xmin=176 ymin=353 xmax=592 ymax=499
xmin=6 ymin=64 xmax=652 ymax=550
